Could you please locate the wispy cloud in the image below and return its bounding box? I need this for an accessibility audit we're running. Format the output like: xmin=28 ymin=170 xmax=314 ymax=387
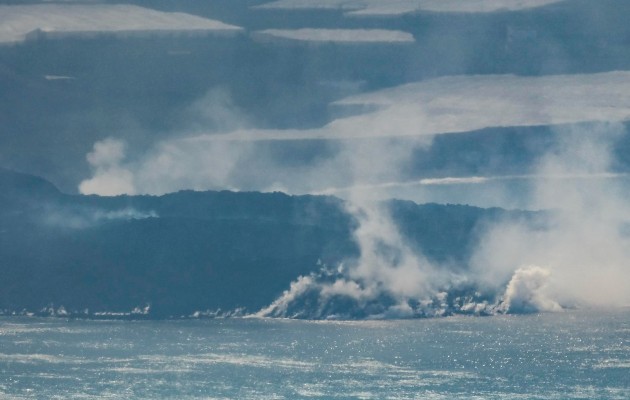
xmin=256 ymin=0 xmax=567 ymax=16
xmin=44 ymin=75 xmax=76 ymax=81
xmin=0 ymin=4 xmax=242 ymax=45
xmin=189 ymin=71 xmax=630 ymax=142
xmin=315 ymin=172 xmax=630 ymax=196
xmin=252 ymin=28 xmax=415 ymax=44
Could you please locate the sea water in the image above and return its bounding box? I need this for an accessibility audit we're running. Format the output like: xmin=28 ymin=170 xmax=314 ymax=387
xmin=0 ymin=309 xmax=628 ymax=399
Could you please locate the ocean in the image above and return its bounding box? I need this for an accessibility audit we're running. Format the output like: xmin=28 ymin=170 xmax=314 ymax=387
xmin=1 ymin=309 xmax=628 ymax=399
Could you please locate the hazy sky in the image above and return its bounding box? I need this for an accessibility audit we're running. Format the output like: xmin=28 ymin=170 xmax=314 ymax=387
xmin=1 ymin=1 xmax=629 ymax=201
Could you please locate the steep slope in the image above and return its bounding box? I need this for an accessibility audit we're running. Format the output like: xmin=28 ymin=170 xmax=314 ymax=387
xmin=0 ymin=169 xmax=533 ymax=318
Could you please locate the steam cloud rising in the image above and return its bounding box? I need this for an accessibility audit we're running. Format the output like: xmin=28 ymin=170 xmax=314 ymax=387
xmin=471 ymin=124 xmax=630 ymax=310
xmin=256 ymin=123 xmax=630 ymax=318
xmin=77 ymin=71 xmax=630 ymax=318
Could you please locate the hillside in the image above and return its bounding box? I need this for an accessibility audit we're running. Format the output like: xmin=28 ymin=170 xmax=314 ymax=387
xmin=0 ymin=168 xmax=533 ymax=317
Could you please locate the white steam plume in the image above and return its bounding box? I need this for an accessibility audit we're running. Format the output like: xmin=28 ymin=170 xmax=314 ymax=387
xmin=497 ymin=266 xmax=562 ymax=314
xmin=258 ymin=124 xmax=630 ymax=317
xmin=257 ymin=134 xmax=454 ymax=319
xmin=79 ymin=138 xmax=135 ymax=196
xmin=76 ymin=75 xmax=630 ymax=317
xmin=472 ymin=123 xmax=630 ymax=309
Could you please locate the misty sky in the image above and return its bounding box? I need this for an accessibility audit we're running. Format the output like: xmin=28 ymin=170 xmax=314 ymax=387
xmin=1 ymin=0 xmax=630 ymax=209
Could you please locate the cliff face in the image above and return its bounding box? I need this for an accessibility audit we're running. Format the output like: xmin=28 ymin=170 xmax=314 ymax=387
xmin=0 ymin=168 xmax=536 ymax=318
xmin=0 ymin=168 xmax=354 ymax=316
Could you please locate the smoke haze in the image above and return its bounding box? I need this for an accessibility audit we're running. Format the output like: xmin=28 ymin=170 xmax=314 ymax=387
xmin=471 ymin=123 xmax=630 ymax=309
xmin=3 ymin=0 xmax=630 ymax=318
